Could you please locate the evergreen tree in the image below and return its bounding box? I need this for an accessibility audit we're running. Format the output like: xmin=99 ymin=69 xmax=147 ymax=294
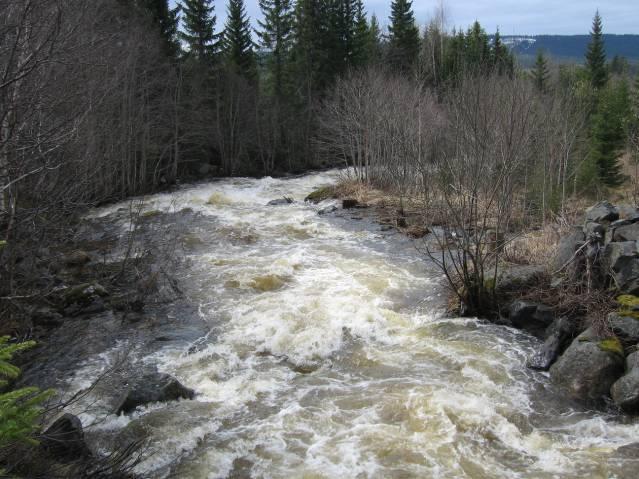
xmin=388 ymin=0 xmax=420 ymax=71
xmin=366 ymin=13 xmax=383 ymax=64
xmin=135 ymin=0 xmax=181 ymax=54
xmin=0 ymin=337 xmax=53 ymax=449
xmin=532 ymin=49 xmax=550 ymax=93
xmin=588 ymin=79 xmax=631 ymax=186
xmin=179 ymin=0 xmax=219 ymax=61
xmin=258 ymin=0 xmax=295 ymax=96
xmin=465 ymin=21 xmax=490 ymax=72
xmin=291 ymin=0 xmax=331 ymax=94
xmin=491 ymin=29 xmax=513 ymax=75
xmin=352 ymin=0 xmax=370 ymax=67
xmin=585 ymin=10 xmax=608 ymax=89
xmin=223 ymin=0 xmax=256 ymax=78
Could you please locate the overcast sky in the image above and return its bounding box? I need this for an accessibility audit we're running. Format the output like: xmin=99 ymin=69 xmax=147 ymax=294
xmin=171 ymin=1 xmax=639 ymax=35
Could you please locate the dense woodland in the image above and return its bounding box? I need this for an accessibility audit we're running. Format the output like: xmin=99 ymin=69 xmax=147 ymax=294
xmin=2 ymin=0 xmax=639 ymax=472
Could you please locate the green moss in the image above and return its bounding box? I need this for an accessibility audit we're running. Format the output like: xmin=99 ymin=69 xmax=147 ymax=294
xmin=617 ymin=295 xmax=639 ymax=308
xmin=304 ymin=186 xmax=334 ymax=203
xmin=0 ymin=240 xmax=6 ymax=251
xmin=141 ymin=210 xmax=161 ymax=218
xmin=483 ymin=277 xmax=496 ymax=292
xmin=598 ymin=337 xmax=624 ymax=357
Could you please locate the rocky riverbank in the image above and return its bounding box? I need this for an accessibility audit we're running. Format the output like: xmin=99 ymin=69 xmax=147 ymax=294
xmin=308 ymin=185 xmax=639 ymax=418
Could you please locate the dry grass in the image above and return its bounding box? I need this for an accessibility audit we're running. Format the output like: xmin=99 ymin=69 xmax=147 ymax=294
xmin=502 ymin=222 xmax=569 ymax=266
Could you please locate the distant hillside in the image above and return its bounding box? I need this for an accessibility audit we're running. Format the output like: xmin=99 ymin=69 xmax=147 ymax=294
xmin=500 ymin=34 xmax=639 ymax=63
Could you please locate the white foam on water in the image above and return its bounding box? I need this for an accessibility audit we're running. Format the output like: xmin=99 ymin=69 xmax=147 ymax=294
xmin=69 ymin=170 xmax=639 ymax=478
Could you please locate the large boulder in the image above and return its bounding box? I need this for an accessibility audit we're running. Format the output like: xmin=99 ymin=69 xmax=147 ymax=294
xmin=608 ymin=312 xmax=639 ymax=346
xmin=585 ymin=201 xmax=619 ymax=224
xmin=41 ymin=413 xmax=91 ymax=460
xmin=617 ymin=204 xmax=639 ymax=221
xmin=613 ymin=223 xmax=639 ymax=242
xmin=611 ymin=351 xmax=639 ymax=413
xmin=507 ymin=300 xmax=554 ymax=338
xmin=549 ymin=328 xmax=625 ymax=404
xmin=496 ymin=265 xmax=547 ymax=294
xmin=527 ymin=317 xmax=576 ymax=371
xmin=602 ymin=242 xmax=639 ymax=295
xmin=116 ymin=373 xmax=195 ymax=414
xmin=553 ymin=226 xmax=585 ymax=273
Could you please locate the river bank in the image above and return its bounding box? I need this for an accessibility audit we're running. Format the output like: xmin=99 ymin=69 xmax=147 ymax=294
xmin=7 ymin=170 xmax=639 ymax=478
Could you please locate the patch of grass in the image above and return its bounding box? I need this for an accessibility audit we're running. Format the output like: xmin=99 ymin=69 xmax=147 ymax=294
xmin=304 ymin=186 xmax=335 ymax=203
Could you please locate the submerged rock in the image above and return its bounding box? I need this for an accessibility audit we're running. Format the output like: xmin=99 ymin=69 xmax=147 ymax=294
xmin=550 ymin=328 xmax=625 ymax=404
xmin=62 ymin=283 xmax=108 ymax=306
xmin=267 ymin=197 xmax=294 ymax=206
xmin=611 ymin=351 xmax=639 ymax=413
xmin=116 ymin=373 xmax=195 ymax=414
xmin=318 ymin=205 xmax=338 ymax=215
xmin=41 ymin=413 xmax=91 ymax=460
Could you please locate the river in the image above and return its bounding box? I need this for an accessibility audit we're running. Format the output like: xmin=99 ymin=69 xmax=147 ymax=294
xmin=58 ymin=170 xmax=639 ymax=478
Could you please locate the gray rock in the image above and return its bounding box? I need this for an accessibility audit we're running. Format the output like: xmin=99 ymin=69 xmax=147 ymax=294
xmin=527 ymin=317 xmax=576 ymax=371
xmin=41 ymin=413 xmax=91 ymax=459
xmin=553 ymin=226 xmax=585 ymax=273
xmin=496 ymin=265 xmax=547 ymax=294
xmin=62 ymin=283 xmax=109 ymax=306
xmin=617 ymin=204 xmax=639 ymax=221
xmin=508 ymin=300 xmax=555 ymax=338
xmin=615 ymin=442 xmax=639 ymax=458
xmin=267 ymin=198 xmax=294 ymax=206
xmin=585 ymin=201 xmax=619 ymax=223
xmin=31 ymin=307 xmax=64 ymax=327
xmin=318 ymin=205 xmax=338 ymax=215
xmin=614 ymin=223 xmax=639 ymax=242
xmin=608 ymin=312 xmax=639 ymax=346
xmin=602 ymin=242 xmax=639 ymax=295
xmin=549 ymin=328 xmax=625 ymax=404
xmin=116 ymin=373 xmax=195 ymax=414
xmin=611 ymin=352 xmax=639 ymax=413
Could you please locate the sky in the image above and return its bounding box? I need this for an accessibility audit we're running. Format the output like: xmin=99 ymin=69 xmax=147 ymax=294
xmin=171 ymin=1 xmax=639 ymax=36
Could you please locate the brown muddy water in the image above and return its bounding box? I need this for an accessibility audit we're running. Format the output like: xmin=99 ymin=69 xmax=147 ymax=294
xmin=47 ymin=170 xmax=639 ymax=478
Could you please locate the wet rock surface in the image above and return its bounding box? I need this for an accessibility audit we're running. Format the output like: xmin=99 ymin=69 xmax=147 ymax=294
xmin=549 ymin=329 xmax=625 ymax=404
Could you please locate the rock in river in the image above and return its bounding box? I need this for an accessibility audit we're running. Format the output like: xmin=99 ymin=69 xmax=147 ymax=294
xmin=550 ymin=328 xmax=625 ymax=404
xmin=611 ymin=351 xmax=639 ymax=413
xmin=116 ymin=373 xmax=195 ymax=414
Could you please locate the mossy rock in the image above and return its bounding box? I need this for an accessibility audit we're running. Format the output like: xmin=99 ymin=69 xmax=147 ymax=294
xmin=0 ymin=240 xmax=6 ymax=251
xmin=141 ymin=210 xmax=161 ymax=218
xmin=598 ymin=337 xmax=624 ymax=357
xmin=304 ymin=186 xmax=334 ymax=204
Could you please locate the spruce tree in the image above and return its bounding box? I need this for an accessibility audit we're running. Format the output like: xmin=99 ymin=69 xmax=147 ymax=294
xmin=585 ymin=10 xmax=608 ymax=89
xmin=352 ymin=0 xmax=370 ymax=67
xmin=258 ymin=0 xmax=294 ymax=96
xmin=136 ymin=0 xmax=181 ymax=54
xmin=179 ymin=0 xmax=219 ymax=61
xmin=291 ymin=0 xmax=331 ymax=93
xmin=589 ymin=79 xmax=631 ymax=186
xmin=491 ymin=29 xmax=513 ymax=75
xmin=223 ymin=0 xmax=256 ymax=78
xmin=388 ymin=0 xmax=420 ymax=71
xmin=532 ymin=49 xmax=550 ymax=93
xmin=465 ymin=21 xmax=490 ymax=72
xmin=366 ymin=13 xmax=383 ymax=64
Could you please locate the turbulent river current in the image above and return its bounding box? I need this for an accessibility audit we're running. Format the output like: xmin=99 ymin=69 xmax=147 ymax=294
xmin=55 ymin=170 xmax=639 ymax=478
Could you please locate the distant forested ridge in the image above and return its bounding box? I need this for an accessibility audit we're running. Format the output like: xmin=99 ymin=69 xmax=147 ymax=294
xmin=502 ymin=34 xmax=639 ymax=62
